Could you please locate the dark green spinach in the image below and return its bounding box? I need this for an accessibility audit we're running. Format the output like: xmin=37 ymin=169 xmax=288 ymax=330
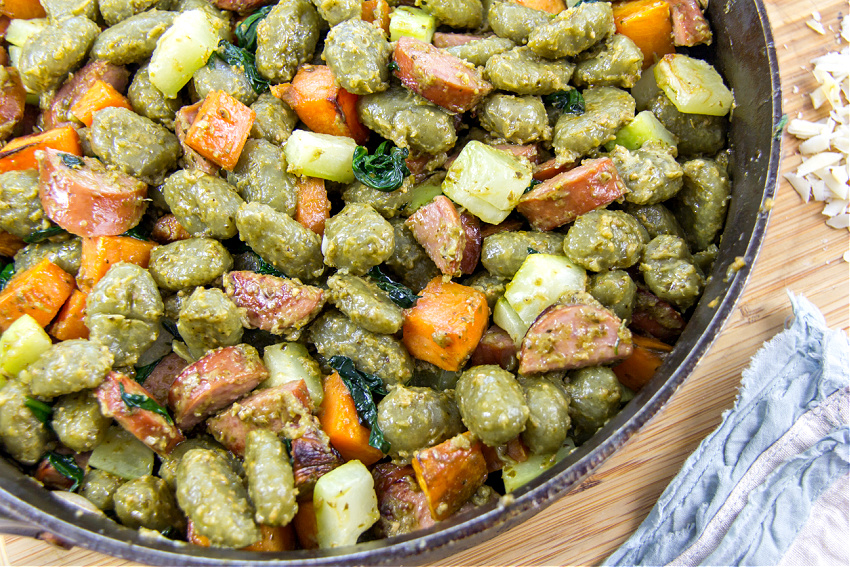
xmin=25 ymin=397 xmax=53 ymax=424
xmin=524 ymin=178 xmax=542 ymax=194
xmin=214 ymin=40 xmax=270 ymax=95
xmin=0 ymin=263 xmax=15 ymax=290
xmin=134 ymin=356 xmax=164 ymax=385
xmin=255 ymin=255 xmax=284 ymax=277
xmin=161 ymin=320 xmax=183 ymax=342
xmin=367 ymin=266 xmax=419 ymax=308
xmin=352 ymin=141 xmax=410 ymax=192
xmin=24 ymin=225 xmax=68 ymax=244
xmin=121 ymin=225 xmax=150 ymax=241
xmin=46 ymin=452 xmax=84 ymax=491
xmin=544 ymin=89 xmax=585 ymax=115
xmin=119 ymin=382 xmax=174 ymax=425
xmin=234 ymin=5 xmax=273 ymax=51
xmin=328 ymin=355 xmax=390 ymax=453
xmin=59 ymin=153 xmax=85 ymax=169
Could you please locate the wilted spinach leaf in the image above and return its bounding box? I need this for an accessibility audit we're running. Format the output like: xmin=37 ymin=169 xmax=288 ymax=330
xmin=119 ymin=382 xmax=174 ymax=425
xmin=352 ymin=141 xmax=410 ymax=192
xmin=0 ymin=263 xmax=15 ymax=290
xmin=161 ymin=320 xmax=182 ymax=342
xmin=328 ymin=355 xmax=390 ymax=453
xmin=524 ymin=178 xmax=542 ymax=194
xmin=25 ymin=397 xmax=53 ymax=424
xmin=215 ymin=40 xmax=270 ymax=94
xmin=24 ymin=225 xmax=68 ymax=244
xmin=367 ymin=266 xmax=419 ymax=308
xmin=234 ymin=5 xmax=273 ymax=51
xmin=544 ymin=89 xmax=585 ymax=115
xmin=134 ymin=356 xmax=164 ymax=385
xmin=255 ymin=255 xmax=284 ymax=277
xmin=121 ymin=225 xmax=150 ymax=241
xmin=46 ymin=452 xmax=84 ymax=491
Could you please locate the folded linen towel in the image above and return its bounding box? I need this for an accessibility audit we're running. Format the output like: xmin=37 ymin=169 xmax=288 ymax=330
xmin=604 ymin=293 xmax=849 ymax=566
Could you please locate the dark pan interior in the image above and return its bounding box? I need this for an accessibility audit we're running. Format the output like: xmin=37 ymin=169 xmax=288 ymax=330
xmin=0 ymin=0 xmax=782 ymax=563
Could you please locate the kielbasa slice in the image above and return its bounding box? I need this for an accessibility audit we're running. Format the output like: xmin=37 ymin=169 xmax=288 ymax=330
xmin=432 ymin=32 xmax=484 ymax=48
xmin=150 ymin=214 xmax=192 ymax=244
xmin=37 ymin=148 xmax=148 ymax=237
xmin=393 ymin=36 xmax=492 ymax=113
xmin=631 ymin=286 xmax=686 ymax=342
xmin=405 ymin=195 xmax=466 ymax=277
xmin=142 ymin=353 xmax=189 ymax=407
xmin=168 ymin=344 xmax=268 ymax=431
xmin=667 ymin=0 xmax=712 ymax=46
xmin=43 ymin=60 xmax=130 ymax=129
xmin=479 ymin=217 xmax=524 ymax=239
xmin=96 ymin=372 xmax=185 ymax=455
xmin=290 ymin=428 xmax=344 ymax=501
xmin=206 ymin=380 xmax=312 ymax=456
xmin=517 ymin=157 xmax=626 ymax=231
xmin=0 ymin=67 xmax=25 ymax=141
xmin=459 ymin=211 xmax=481 ymax=275
xmin=372 ymin=463 xmax=435 ymax=538
xmin=34 ymin=451 xmax=90 ymax=490
xmin=492 ymin=143 xmax=540 ymax=164
xmin=518 ymin=301 xmax=633 ymax=374
xmin=533 ymin=157 xmax=572 ymax=181
xmin=468 ymin=324 xmax=518 ymax=371
xmin=213 ymin=0 xmax=275 ymax=13
xmin=223 ymin=271 xmax=326 ymax=335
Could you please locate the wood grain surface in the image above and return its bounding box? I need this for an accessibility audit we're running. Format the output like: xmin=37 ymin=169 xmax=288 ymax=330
xmin=2 ymin=0 xmax=848 ymax=564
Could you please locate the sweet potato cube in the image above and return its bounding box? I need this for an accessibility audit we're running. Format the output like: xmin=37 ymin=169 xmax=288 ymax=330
xmin=402 ymin=278 xmax=489 ymax=371
xmin=184 ymin=90 xmax=255 ymax=170
xmin=412 ymin=432 xmax=487 ymax=520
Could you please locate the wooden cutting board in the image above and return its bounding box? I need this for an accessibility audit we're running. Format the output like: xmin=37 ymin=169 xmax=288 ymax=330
xmin=2 ymin=0 xmax=847 ymax=564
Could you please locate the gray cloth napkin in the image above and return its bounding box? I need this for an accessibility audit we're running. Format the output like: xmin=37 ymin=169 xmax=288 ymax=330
xmin=604 ymin=293 xmax=850 ymax=566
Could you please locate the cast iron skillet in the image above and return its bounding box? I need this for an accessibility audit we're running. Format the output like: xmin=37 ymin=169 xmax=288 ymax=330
xmin=0 ymin=0 xmax=782 ymax=563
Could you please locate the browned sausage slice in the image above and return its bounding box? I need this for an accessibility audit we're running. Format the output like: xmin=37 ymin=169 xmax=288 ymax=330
xmin=206 ymin=379 xmax=312 ymax=456
xmin=432 ymin=32 xmax=484 ymax=48
xmin=371 ymin=463 xmax=435 ymax=538
xmin=667 ymin=0 xmax=713 ymax=46
xmin=0 ymin=67 xmax=25 ymax=142
xmin=459 ymin=211 xmax=481 ymax=275
xmin=34 ymin=451 xmax=90 ymax=490
xmin=518 ymin=301 xmax=633 ymax=374
xmin=223 ymin=271 xmax=326 ymax=335
xmin=533 ymin=157 xmax=572 ymax=181
xmin=37 ymin=148 xmax=148 ymax=237
xmin=290 ymin=427 xmax=344 ymax=502
xmin=468 ymin=324 xmax=517 ymax=371
xmin=150 ymin=214 xmax=192 ymax=244
xmin=517 ymin=157 xmax=626 ymax=231
xmin=213 ymin=0 xmax=275 ymax=13
xmin=142 ymin=353 xmax=189 ymax=407
xmin=96 ymin=372 xmax=185 ymax=455
xmin=43 ymin=60 xmax=130 ymax=129
xmin=168 ymin=344 xmax=268 ymax=431
xmin=393 ymin=36 xmax=492 ymax=113
xmin=492 ymin=143 xmax=540 ymax=164
xmin=405 ymin=195 xmax=466 ymax=277
xmin=479 ymin=217 xmax=523 ymax=239
xmin=481 ymin=436 xmax=529 ymax=473
xmin=631 ymin=286 xmax=686 ymax=342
